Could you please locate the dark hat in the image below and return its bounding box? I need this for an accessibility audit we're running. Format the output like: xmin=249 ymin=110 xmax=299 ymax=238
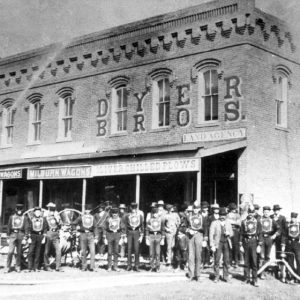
xmin=152 ymin=207 xmax=158 ymax=214
xmin=228 ymin=203 xmax=237 ymax=211
xmin=254 ymin=204 xmax=260 ymax=210
xmin=33 ymin=206 xmax=41 ymax=212
xmin=15 ymin=204 xmax=24 ymax=210
xmin=263 ymin=206 xmax=271 ymax=211
xmin=99 ymin=203 xmax=105 ymax=209
xmin=119 ymin=204 xmax=126 ymax=209
xmin=84 ymin=203 xmax=93 ymax=210
xmin=166 ymin=204 xmax=173 ymax=211
xmin=273 ymin=204 xmax=282 ymax=211
xmin=219 ymin=207 xmax=227 ymax=216
xmin=130 ymin=202 xmax=138 ymax=208
xmin=111 ymin=207 xmax=119 ymax=214
xmin=291 ymin=212 xmax=298 ymax=218
xmin=248 ymin=206 xmax=255 ymax=214
xmin=150 ymin=202 xmax=157 ymax=208
xmin=201 ymin=201 xmax=209 ymax=209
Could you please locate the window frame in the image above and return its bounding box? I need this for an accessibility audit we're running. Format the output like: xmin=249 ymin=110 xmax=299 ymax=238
xmin=198 ymin=68 xmax=219 ymax=124
xmin=275 ymin=72 xmax=288 ymax=128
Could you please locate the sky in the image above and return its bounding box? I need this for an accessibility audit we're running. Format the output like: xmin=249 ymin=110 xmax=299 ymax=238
xmin=0 ymin=0 xmax=299 ymax=58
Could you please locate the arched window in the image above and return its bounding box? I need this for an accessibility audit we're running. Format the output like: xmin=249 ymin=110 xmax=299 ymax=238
xmin=56 ymin=87 xmax=74 ymax=141
xmin=149 ymin=68 xmax=172 ymax=128
xmin=0 ymin=99 xmax=16 ymax=146
xmin=194 ymin=59 xmax=221 ymax=124
xmin=27 ymin=93 xmax=43 ymax=143
xmin=274 ymin=66 xmax=290 ymax=128
xmin=112 ymin=85 xmax=128 ymax=133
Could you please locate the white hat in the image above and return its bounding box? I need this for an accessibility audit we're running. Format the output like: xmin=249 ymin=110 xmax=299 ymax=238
xmin=46 ymin=202 xmax=56 ymax=208
xmin=211 ymin=203 xmax=219 ymax=209
xmin=157 ymin=200 xmax=164 ymax=206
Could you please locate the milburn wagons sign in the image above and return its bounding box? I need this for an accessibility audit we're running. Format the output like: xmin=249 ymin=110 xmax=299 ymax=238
xmin=182 ymin=128 xmax=246 ymax=143
xmin=0 ymin=169 xmax=22 ymax=179
xmin=27 ymin=166 xmax=92 ymax=179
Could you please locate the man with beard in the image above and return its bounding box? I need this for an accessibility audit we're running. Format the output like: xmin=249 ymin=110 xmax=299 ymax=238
xmin=5 ymin=204 xmax=28 ymax=273
xmin=124 ymin=202 xmax=144 ymax=271
xmin=27 ymin=207 xmax=47 ymax=272
xmin=272 ymin=204 xmax=287 ymax=259
xmin=44 ymin=202 xmax=62 ymax=272
xmin=103 ymin=207 xmax=125 ymax=272
xmin=186 ymin=202 xmax=208 ymax=282
xmin=239 ymin=206 xmax=263 ymax=287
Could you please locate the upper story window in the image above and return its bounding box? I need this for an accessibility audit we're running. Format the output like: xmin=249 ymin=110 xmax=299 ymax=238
xmin=27 ymin=93 xmax=43 ymax=144
xmin=56 ymin=87 xmax=74 ymax=142
xmin=0 ymin=99 xmax=16 ymax=147
xmin=275 ymin=70 xmax=289 ymax=128
xmin=193 ymin=58 xmax=221 ymax=124
xmin=149 ymin=68 xmax=173 ymax=129
xmin=4 ymin=106 xmax=15 ymax=145
xmin=111 ymin=85 xmax=128 ymax=133
xmin=198 ymin=69 xmax=219 ymax=122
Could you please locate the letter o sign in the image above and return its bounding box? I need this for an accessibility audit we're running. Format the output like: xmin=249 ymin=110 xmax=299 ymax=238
xmin=177 ymin=108 xmax=190 ymax=127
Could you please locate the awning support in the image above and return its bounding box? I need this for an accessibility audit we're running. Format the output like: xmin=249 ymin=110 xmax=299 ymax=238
xmin=197 ymin=158 xmax=201 ymax=203
xmin=39 ymin=180 xmax=43 ymax=207
xmin=82 ymin=178 xmax=87 ymax=213
xmin=136 ymin=174 xmax=140 ymax=206
xmin=0 ymin=180 xmax=3 ymax=221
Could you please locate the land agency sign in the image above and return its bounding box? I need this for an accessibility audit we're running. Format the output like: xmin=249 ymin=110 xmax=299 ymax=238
xmin=183 ymin=128 xmax=246 ymax=143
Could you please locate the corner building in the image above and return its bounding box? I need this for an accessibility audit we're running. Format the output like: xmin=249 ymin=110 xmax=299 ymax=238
xmin=0 ymin=0 xmax=300 ymax=230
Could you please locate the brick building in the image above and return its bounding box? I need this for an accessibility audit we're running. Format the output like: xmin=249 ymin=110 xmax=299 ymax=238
xmin=0 ymin=0 xmax=299 ymax=229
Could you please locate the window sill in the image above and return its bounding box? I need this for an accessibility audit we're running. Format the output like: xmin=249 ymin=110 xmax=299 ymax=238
xmin=150 ymin=126 xmax=171 ymax=133
xmin=56 ymin=137 xmax=73 ymax=143
xmin=0 ymin=144 xmax=13 ymax=149
xmin=109 ymin=131 xmax=128 ymax=137
xmin=275 ymin=126 xmax=289 ymax=132
xmin=26 ymin=141 xmax=41 ymax=146
xmin=195 ymin=122 xmax=220 ymax=128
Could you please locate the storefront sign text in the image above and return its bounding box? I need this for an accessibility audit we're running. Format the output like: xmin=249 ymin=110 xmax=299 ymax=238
xmin=27 ymin=166 xmax=92 ymax=179
xmin=93 ymin=158 xmax=199 ymax=176
xmin=183 ymin=128 xmax=246 ymax=143
xmin=0 ymin=169 xmax=22 ymax=180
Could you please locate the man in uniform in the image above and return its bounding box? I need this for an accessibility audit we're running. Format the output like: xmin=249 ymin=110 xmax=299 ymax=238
xmin=95 ymin=203 xmax=108 ymax=258
xmin=186 ymin=202 xmax=208 ymax=282
xmin=27 ymin=207 xmax=47 ymax=272
xmin=254 ymin=204 xmax=261 ymax=222
xmin=73 ymin=204 xmax=99 ymax=271
xmin=239 ymin=206 xmax=263 ymax=287
xmin=281 ymin=212 xmax=300 ymax=283
xmin=201 ymin=201 xmax=210 ymax=267
xmin=227 ymin=202 xmax=241 ymax=268
xmin=119 ymin=204 xmax=127 ymax=259
xmin=5 ymin=204 xmax=28 ymax=273
xmin=124 ymin=202 xmax=144 ymax=271
xmin=44 ymin=202 xmax=62 ymax=272
xmin=146 ymin=207 xmax=165 ymax=272
xmin=210 ymin=207 xmax=233 ymax=283
xmin=164 ymin=204 xmax=180 ymax=267
xmin=259 ymin=206 xmax=280 ymax=279
xmin=103 ymin=206 xmax=125 ymax=272
xmin=272 ymin=204 xmax=287 ymax=259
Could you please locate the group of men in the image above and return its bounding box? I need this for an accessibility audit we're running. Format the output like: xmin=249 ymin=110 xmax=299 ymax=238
xmin=3 ymin=200 xmax=300 ymax=288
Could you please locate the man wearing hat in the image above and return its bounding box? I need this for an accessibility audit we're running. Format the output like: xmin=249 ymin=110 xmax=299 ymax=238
xmin=239 ymin=206 xmax=263 ymax=287
xmin=72 ymin=203 xmax=99 ymax=271
xmin=281 ymin=212 xmax=300 ymax=283
xmin=44 ymin=202 xmax=62 ymax=272
xmin=164 ymin=204 xmax=180 ymax=267
xmin=119 ymin=204 xmax=127 ymax=259
xmin=210 ymin=207 xmax=233 ymax=282
xmin=146 ymin=202 xmax=157 ymax=223
xmin=272 ymin=204 xmax=287 ymax=259
xmin=227 ymin=202 xmax=241 ymax=268
xmin=253 ymin=204 xmax=261 ymax=223
xmin=95 ymin=203 xmax=108 ymax=258
xmin=208 ymin=203 xmax=220 ymax=227
xmin=103 ymin=207 xmax=125 ymax=271
xmin=27 ymin=207 xmax=47 ymax=272
xmin=201 ymin=201 xmax=210 ymax=267
xmin=146 ymin=207 xmax=165 ymax=272
xmin=186 ymin=202 xmax=208 ymax=281
xmin=5 ymin=203 xmax=28 ymax=273
xmin=157 ymin=200 xmax=167 ymax=218
xmin=259 ymin=206 xmax=280 ymax=279
xmin=124 ymin=202 xmax=144 ymax=271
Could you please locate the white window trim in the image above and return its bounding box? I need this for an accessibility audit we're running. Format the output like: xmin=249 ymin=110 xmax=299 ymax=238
xmin=197 ymin=68 xmax=219 ymax=124
xmin=1 ymin=106 xmax=15 ymax=147
xmin=56 ymin=96 xmax=73 ymax=142
xmin=111 ymin=87 xmax=128 ymax=134
xmin=151 ymin=77 xmax=170 ymax=129
xmin=275 ymin=74 xmax=288 ymax=128
xmin=27 ymin=102 xmax=42 ymax=145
